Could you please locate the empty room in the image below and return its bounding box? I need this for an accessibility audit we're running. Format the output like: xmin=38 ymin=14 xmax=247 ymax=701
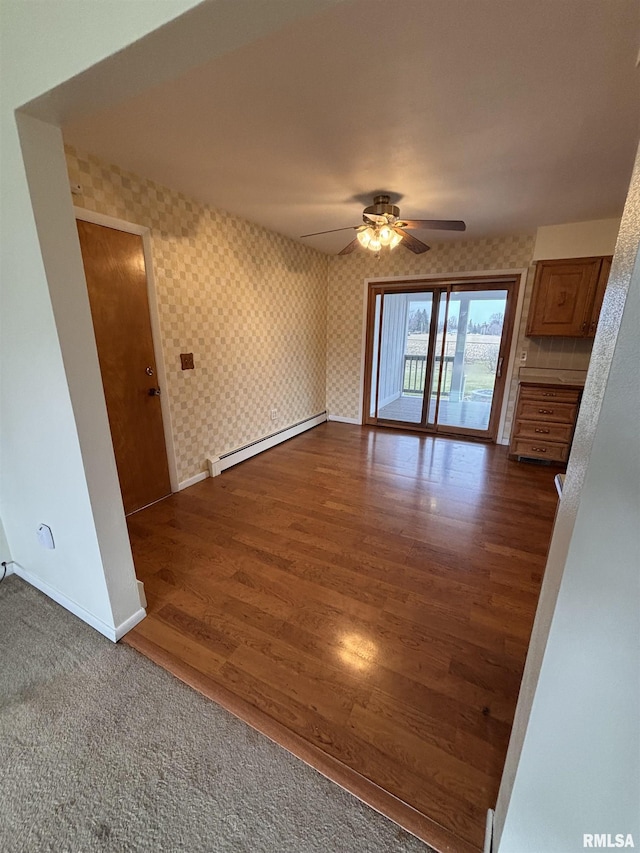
xmin=2 ymin=2 xmax=638 ymax=853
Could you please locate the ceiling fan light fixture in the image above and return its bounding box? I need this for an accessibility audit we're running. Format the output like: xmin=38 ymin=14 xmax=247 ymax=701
xmin=300 ymin=194 xmax=463 ymax=255
xmin=357 ymin=223 xmax=402 ymax=253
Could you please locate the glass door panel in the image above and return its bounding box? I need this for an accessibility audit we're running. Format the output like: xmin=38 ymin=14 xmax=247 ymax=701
xmin=435 ymin=290 xmax=508 ymax=432
xmin=369 ymin=293 xmax=382 ymax=418
xmin=374 ymin=291 xmax=433 ymax=424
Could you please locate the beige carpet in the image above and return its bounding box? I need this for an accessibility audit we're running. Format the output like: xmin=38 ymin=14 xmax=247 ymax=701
xmin=0 ymin=576 xmax=435 ymax=853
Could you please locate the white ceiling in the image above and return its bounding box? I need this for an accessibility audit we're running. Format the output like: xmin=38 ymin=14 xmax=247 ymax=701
xmin=63 ymin=0 xmax=640 ymax=254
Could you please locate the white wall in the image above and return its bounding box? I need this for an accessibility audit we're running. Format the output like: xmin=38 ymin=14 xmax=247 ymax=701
xmin=495 ymin=153 xmax=640 ymax=851
xmin=532 ymin=218 xmax=621 ymax=260
xmin=0 ymin=0 xmax=337 ymax=638
xmin=378 ymin=293 xmax=410 ymax=408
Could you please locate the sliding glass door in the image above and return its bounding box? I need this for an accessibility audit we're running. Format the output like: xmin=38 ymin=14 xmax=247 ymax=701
xmin=372 ymin=290 xmax=435 ymax=424
xmin=364 ymin=278 xmax=518 ymax=441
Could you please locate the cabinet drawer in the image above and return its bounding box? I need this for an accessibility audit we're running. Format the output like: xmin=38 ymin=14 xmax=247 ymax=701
xmin=517 ymin=400 xmax=578 ymax=424
xmin=511 ymin=439 xmax=568 ymax=463
xmin=518 ymin=385 xmax=581 ymax=404
xmin=512 ymin=420 xmax=574 ymax=443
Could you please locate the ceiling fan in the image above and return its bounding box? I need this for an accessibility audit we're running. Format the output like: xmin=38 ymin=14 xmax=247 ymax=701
xmin=300 ymin=194 xmax=466 ymax=255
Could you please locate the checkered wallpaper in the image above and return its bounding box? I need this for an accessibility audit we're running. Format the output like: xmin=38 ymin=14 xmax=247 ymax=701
xmin=66 ymin=144 xmax=589 ymax=470
xmin=66 ymin=145 xmax=328 ymax=484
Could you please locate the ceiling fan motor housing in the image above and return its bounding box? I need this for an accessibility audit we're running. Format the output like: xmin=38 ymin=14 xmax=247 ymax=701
xmin=363 ymin=194 xmax=401 ymax=224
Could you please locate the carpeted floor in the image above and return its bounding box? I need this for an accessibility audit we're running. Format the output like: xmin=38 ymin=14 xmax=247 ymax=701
xmin=0 ymin=576 xmax=435 ymax=853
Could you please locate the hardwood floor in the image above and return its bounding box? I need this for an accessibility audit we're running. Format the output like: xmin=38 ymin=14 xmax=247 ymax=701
xmin=124 ymin=423 xmax=558 ymax=851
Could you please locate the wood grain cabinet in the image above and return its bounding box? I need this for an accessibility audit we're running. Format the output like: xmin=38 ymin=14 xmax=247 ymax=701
xmin=526 ymin=256 xmax=612 ymax=337
xmin=509 ymin=383 xmax=582 ymax=463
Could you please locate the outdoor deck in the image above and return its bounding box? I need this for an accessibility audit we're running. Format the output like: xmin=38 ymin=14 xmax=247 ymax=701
xmin=378 ymin=394 xmax=492 ymax=431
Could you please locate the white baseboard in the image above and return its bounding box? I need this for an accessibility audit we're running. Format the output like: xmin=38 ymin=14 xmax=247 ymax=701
xmin=114 ymin=606 xmax=146 ymax=641
xmin=137 ymin=579 xmax=147 ymax=609
xmin=208 ymin=412 xmax=327 ymax=477
xmin=178 ymin=470 xmax=209 ymax=491
xmin=12 ymin=564 xmax=145 ymax=643
xmin=484 ymin=808 xmax=494 ymax=853
xmin=327 ymin=415 xmax=360 ymax=424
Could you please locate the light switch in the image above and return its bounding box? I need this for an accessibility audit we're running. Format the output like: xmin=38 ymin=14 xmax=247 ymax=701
xmin=180 ymin=353 xmax=194 ymax=370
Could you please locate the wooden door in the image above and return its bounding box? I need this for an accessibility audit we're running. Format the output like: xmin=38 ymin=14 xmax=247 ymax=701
xmin=77 ymin=220 xmax=172 ymax=514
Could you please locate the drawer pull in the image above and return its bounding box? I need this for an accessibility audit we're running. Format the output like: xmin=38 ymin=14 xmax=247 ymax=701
xmin=535 ymin=428 xmax=550 ymax=434
xmin=542 ymin=392 xmax=557 ymax=397
xmin=531 ymin=446 xmax=547 ymax=452
xmin=538 ymin=408 xmax=554 ymax=414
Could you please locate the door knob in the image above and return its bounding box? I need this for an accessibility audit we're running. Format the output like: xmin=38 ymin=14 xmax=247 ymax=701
xmin=148 ymin=387 xmax=161 ymax=396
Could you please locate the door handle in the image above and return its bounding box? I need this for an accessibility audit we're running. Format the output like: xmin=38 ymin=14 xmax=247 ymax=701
xmin=496 ymin=356 xmax=504 ymax=378
xmin=148 ymin=387 xmax=161 ymax=396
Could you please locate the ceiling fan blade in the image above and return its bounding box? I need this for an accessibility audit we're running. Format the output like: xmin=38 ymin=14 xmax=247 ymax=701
xmin=338 ymin=238 xmax=359 ymax=255
xmin=401 ymin=219 xmax=466 ymax=232
xmin=396 ymin=229 xmax=430 ymax=254
xmin=300 ymin=226 xmax=359 ymax=238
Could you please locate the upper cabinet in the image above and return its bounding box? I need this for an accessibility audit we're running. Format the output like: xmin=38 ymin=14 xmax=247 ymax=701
xmin=526 ymin=256 xmax=612 ymax=337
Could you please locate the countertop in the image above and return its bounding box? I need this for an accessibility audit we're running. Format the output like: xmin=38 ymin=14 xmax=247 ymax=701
xmin=518 ymin=367 xmax=587 ymax=386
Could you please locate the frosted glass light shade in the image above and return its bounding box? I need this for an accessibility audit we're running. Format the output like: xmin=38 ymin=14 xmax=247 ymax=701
xmin=357 ymin=228 xmax=373 ymax=248
xmin=389 ymin=231 xmax=403 ymax=249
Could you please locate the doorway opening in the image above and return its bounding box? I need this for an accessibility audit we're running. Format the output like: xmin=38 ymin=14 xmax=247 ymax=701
xmin=363 ymin=276 xmax=519 ymax=441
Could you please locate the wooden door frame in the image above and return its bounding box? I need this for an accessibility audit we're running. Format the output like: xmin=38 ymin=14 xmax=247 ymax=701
xmin=74 ymin=207 xmax=179 ymax=493
xmin=359 ymin=269 xmax=529 ymax=444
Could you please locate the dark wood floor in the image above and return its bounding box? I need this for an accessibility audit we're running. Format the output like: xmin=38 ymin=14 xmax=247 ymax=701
xmin=125 ymin=423 xmax=558 ymax=852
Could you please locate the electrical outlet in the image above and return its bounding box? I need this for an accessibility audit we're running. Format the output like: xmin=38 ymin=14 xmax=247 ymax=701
xmin=37 ymin=524 xmax=55 ymax=550
xmin=520 ymin=351 xmax=528 ymax=363
xmin=271 ymin=409 xmax=278 ymax=420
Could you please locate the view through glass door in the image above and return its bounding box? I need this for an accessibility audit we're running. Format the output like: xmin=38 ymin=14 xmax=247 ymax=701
xmin=364 ymin=279 xmax=517 ymax=440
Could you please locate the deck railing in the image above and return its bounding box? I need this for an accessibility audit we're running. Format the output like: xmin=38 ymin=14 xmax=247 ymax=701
xmin=403 ymin=354 xmax=454 ymax=396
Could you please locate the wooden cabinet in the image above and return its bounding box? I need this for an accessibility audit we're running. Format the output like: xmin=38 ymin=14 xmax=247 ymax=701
xmin=526 ymin=256 xmax=612 ymax=337
xmin=509 ymin=383 xmax=582 ymax=464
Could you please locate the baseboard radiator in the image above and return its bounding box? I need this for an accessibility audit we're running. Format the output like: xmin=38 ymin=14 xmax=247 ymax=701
xmin=207 ymin=412 xmax=326 ymax=477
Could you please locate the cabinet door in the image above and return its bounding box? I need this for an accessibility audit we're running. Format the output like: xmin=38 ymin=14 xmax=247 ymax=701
xmin=587 ymin=255 xmax=612 ymax=337
xmin=526 ymin=258 xmax=601 ymax=336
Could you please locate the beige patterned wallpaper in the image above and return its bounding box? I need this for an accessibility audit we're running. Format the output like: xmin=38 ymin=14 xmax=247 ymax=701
xmin=66 ymin=145 xmax=327 ymax=484
xmin=66 ymin=143 xmax=592 ymax=473
xmin=326 ymin=236 xmax=536 ymax=426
